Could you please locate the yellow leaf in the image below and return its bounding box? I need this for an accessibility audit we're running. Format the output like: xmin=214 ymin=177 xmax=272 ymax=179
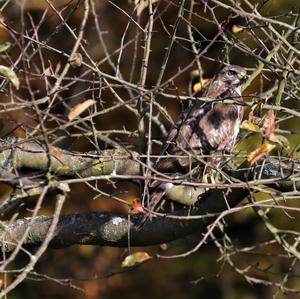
xmin=240 ymin=120 xmax=260 ymax=132
xmin=122 ymin=251 xmax=151 ymax=268
xmin=0 ymin=42 xmax=10 ymax=53
xmin=232 ymin=24 xmax=243 ymax=33
xmin=269 ymin=133 xmax=290 ymax=149
xmin=0 ymin=65 xmax=19 ymax=89
xmin=55 ymin=62 xmax=61 ymax=74
xmin=193 ymin=78 xmax=210 ymax=93
xmin=68 ymin=99 xmax=96 ymax=121
xmin=247 ymin=143 xmax=276 ymax=164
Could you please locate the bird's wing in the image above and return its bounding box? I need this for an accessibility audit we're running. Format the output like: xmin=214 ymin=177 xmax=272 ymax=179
xmin=154 ymin=104 xmax=194 ymax=170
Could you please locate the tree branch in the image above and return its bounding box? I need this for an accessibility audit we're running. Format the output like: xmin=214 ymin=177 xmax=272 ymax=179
xmin=0 ymin=137 xmax=298 ymax=252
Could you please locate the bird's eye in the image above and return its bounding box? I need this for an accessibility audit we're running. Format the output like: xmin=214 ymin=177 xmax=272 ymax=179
xmin=227 ymin=70 xmax=237 ymax=76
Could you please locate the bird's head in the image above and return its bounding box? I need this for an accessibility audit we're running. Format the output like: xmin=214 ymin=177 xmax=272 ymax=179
xmin=217 ymin=65 xmax=247 ymax=87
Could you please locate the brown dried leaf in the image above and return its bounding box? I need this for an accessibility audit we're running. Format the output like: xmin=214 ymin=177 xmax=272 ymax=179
xmin=251 ymin=116 xmax=262 ymax=125
xmin=263 ymin=110 xmax=275 ymax=139
xmin=248 ymin=103 xmax=259 ymax=123
xmin=70 ymin=52 xmax=83 ymax=68
xmin=247 ymin=143 xmax=276 ymax=165
xmin=14 ymin=127 xmax=26 ymax=138
xmin=240 ymin=120 xmax=260 ymax=132
xmin=68 ymin=99 xmax=96 ymax=121
xmin=122 ymin=251 xmax=151 ymax=268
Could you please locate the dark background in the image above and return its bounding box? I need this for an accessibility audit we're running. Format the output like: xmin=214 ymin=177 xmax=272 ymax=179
xmin=0 ymin=0 xmax=299 ymax=298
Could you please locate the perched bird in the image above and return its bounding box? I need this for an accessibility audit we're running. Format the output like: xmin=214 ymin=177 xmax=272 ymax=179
xmin=142 ymin=64 xmax=247 ymax=216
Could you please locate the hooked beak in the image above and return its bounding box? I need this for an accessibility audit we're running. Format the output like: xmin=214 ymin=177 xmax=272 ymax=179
xmin=239 ymin=71 xmax=247 ymax=83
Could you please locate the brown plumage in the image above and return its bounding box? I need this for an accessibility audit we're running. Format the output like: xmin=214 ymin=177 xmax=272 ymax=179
xmin=143 ymin=65 xmax=247 ymax=215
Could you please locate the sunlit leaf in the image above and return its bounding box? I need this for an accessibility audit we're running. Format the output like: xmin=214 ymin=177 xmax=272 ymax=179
xmin=159 ymin=243 xmax=168 ymax=251
xmin=122 ymin=251 xmax=151 ymax=268
xmin=269 ymin=133 xmax=290 ymax=149
xmin=193 ymin=78 xmax=210 ymax=93
xmin=49 ymin=145 xmax=63 ymax=158
xmin=232 ymin=24 xmax=244 ymax=33
xmin=55 ymin=62 xmax=61 ymax=74
xmin=130 ymin=199 xmax=144 ymax=214
xmin=263 ymin=110 xmax=275 ymax=139
xmin=68 ymin=99 xmax=96 ymax=121
xmin=43 ymin=67 xmax=52 ymax=76
xmin=129 ymin=0 xmax=158 ymax=17
xmin=0 ymin=41 xmax=10 ymax=53
xmin=247 ymin=143 xmax=276 ymax=164
xmin=240 ymin=120 xmax=260 ymax=132
xmin=0 ymin=65 xmax=19 ymax=89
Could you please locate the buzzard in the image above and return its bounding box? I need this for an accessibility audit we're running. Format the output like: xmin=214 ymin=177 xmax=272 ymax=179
xmin=142 ymin=65 xmax=247 ymax=216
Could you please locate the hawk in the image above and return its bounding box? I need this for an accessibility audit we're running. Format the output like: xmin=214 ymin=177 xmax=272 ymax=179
xmin=143 ymin=65 xmax=247 ymax=216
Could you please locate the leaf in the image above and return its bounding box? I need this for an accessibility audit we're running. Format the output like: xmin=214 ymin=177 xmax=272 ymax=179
xmin=262 ymin=110 xmax=275 ymax=139
xmin=70 ymin=52 xmax=82 ymax=68
xmin=49 ymin=145 xmax=63 ymax=158
xmin=247 ymin=143 xmax=276 ymax=164
xmin=159 ymin=243 xmax=168 ymax=251
xmin=68 ymin=99 xmax=96 ymax=121
xmin=0 ymin=41 xmax=10 ymax=53
xmin=0 ymin=65 xmax=19 ymax=89
xmin=193 ymin=78 xmax=210 ymax=93
xmin=55 ymin=62 xmax=61 ymax=74
xmin=130 ymin=199 xmax=144 ymax=214
xmin=43 ymin=67 xmax=52 ymax=76
xmin=240 ymin=120 xmax=260 ymax=132
xmin=122 ymin=251 xmax=151 ymax=268
xmin=232 ymin=24 xmax=244 ymax=33
xmin=248 ymin=104 xmax=262 ymax=125
xmin=129 ymin=0 xmax=158 ymax=17
xmin=269 ymin=133 xmax=290 ymax=149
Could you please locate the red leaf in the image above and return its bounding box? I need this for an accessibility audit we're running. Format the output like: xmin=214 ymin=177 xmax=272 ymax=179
xmin=49 ymin=145 xmax=63 ymax=158
xmin=130 ymin=199 xmax=144 ymax=214
xmin=247 ymin=143 xmax=276 ymax=164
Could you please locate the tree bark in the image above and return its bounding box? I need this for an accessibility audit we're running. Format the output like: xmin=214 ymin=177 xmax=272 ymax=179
xmin=0 ymin=138 xmax=298 ymax=251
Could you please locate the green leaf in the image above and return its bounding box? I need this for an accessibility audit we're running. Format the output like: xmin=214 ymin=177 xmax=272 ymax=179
xmin=0 ymin=65 xmax=20 ymax=89
xmin=121 ymin=251 xmax=151 ymax=268
xmin=240 ymin=120 xmax=260 ymax=132
xmin=0 ymin=42 xmax=11 ymax=53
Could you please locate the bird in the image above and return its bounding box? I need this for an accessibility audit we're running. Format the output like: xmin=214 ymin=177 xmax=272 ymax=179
xmin=142 ymin=64 xmax=247 ymax=218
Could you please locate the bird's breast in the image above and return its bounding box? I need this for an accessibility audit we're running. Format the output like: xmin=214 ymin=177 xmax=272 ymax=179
xmin=200 ymin=103 xmax=243 ymax=152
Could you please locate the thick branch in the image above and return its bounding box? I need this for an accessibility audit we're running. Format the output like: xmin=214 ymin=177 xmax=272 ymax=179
xmin=1 ymin=138 xmax=299 ymax=205
xmin=1 ymin=185 xmax=248 ymax=251
xmin=1 ymin=157 xmax=299 ymax=251
xmin=0 ymin=137 xmax=139 ymax=177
